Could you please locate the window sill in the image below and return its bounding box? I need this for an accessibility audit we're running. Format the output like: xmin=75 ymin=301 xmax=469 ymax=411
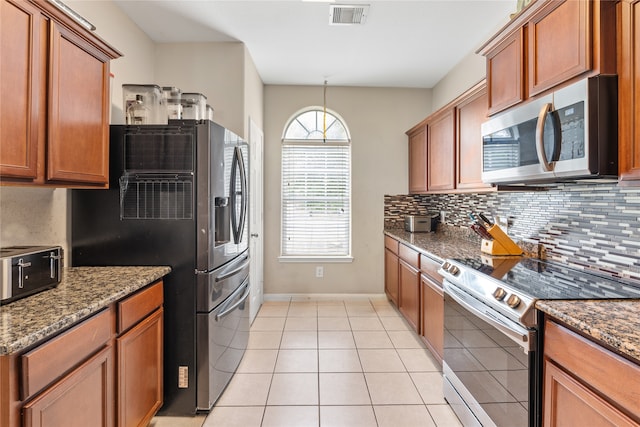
xmin=278 ymin=256 xmax=354 ymax=263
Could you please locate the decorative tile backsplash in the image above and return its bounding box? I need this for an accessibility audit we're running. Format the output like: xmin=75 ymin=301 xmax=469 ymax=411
xmin=385 ymin=183 xmax=640 ymax=282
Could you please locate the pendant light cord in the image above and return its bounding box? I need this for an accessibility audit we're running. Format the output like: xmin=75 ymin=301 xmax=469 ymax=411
xmin=323 ymin=80 xmax=328 ymax=143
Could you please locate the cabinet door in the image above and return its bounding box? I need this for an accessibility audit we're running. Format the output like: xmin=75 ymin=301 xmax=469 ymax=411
xmin=23 ymin=346 xmax=114 ymax=427
xmin=543 ymin=360 xmax=637 ymax=427
xmin=528 ymin=0 xmax=589 ymax=97
xmin=117 ymin=308 xmax=163 ymax=427
xmin=408 ymin=125 xmax=428 ymax=194
xmin=427 ymin=108 xmax=455 ymax=192
xmin=384 ymin=248 xmax=399 ymax=306
xmin=619 ymin=0 xmax=640 ymax=183
xmin=456 ymin=85 xmax=491 ymax=190
xmin=47 ymin=21 xmax=110 ymax=184
xmin=420 ymin=274 xmax=443 ymax=364
xmin=486 ymin=28 xmax=524 ymax=115
xmin=398 ymin=259 xmax=420 ymax=332
xmin=0 ymin=0 xmax=40 ymax=179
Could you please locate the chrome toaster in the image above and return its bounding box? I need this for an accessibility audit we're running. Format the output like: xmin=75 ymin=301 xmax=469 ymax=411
xmin=0 ymin=246 xmax=62 ymax=305
xmin=404 ymin=213 xmax=439 ymax=233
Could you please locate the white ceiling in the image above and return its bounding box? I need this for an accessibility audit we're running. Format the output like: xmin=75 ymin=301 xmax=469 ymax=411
xmin=114 ymin=0 xmax=517 ymax=88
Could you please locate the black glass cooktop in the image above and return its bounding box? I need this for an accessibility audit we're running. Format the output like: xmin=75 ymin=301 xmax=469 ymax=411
xmin=450 ymin=257 xmax=640 ymax=301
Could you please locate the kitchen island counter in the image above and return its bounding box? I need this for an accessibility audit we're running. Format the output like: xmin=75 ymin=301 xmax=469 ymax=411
xmin=0 ymin=266 xmax=170 ymax=355
xmin=536 ymin=299 xmax=640 ymax=364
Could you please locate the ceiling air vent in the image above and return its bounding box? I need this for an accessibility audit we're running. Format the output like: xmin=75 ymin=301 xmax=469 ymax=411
xmin=329 ymin=4 xmax=369 ymax=25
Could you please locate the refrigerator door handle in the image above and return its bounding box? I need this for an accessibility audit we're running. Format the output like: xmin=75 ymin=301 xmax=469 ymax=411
xmin=215 ymin=256 xmax=250 ymax=282
xmin=215 ymin=280 xmax=250 ymax=321
xmin=230 ymin=146 xmax=248 ymax=244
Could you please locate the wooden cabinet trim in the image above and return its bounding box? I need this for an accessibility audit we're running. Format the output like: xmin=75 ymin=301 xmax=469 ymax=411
xmin=618 ymin=0 xmax=640 ymax=184
xmin=21 ymin=308 xmax=112 ymax=400
xmin=118 ymin=281 xmax=164 ymax=334
xmin=22 ymin=345 xmax=114 ymax=427
xmin=398 ymin=244 xmax=420 ymax=269
xmin=527 ymin=0 xmax=590 ymax=97
xmin=117 ymin=308 xmax=163 ymax=427
xmin=384 ymin=248 xmax=399 ymax=305
xmin=398 ymin=259 xmax=420 ymax=332
xmin=427 ymin=107 xmax=456 ymax=191
xmin=486 ymin=28 xmax=525 ymax=114
xmin=419 ymin=253 xmax=443 ymax=284
xmin=0 ymin=0 xmax=40 ymax=179
xmin=408 ymin=125 xmax=428 ymax=194
xmin=544 ymin=320 xmax=640 ymax=421
xmin=384 ymin=235 xmax=399 ymax=254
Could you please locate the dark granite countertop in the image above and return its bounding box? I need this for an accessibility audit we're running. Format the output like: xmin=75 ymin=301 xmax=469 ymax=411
xmin=536 ymin=300 xmax=640 ymax=363
xmin=0 ymin=266 xmax=171 ymax=355
xmin=384 ymin=226 xmax=481 ymax=262
xmin=384 ymin=226 xmax=640 ymax=364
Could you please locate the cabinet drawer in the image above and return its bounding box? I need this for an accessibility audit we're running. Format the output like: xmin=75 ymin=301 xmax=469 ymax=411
xmin=398 ymin=244 xmax=419 ymax=269
xmin=118 ymin=281 xmax=163 ymax=334
xmin=420 ymin=254 xmax=443 ymax=284
xmin=544 ymin=320 xmax=640 ymax=420
xmin=21 ymin=308 xmax=112 ymax=400
xmin=384 ymin=236 xmax=399 ymax=254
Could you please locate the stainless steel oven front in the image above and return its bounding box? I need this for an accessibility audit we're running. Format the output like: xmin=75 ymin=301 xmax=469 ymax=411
xmin=443 ymin=279 xmax=540 ymax=427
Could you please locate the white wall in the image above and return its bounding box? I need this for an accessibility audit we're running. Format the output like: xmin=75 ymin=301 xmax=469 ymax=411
xmin=0 ymin=0 xmax=155 ymax=262
xmin=263 ymin=85 xmax=431 ymax=295
xmin=154 ymin=42 xmax=247 ymax=137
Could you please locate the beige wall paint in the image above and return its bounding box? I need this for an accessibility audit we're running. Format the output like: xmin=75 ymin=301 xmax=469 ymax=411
xmin=431 ymin=51 xmax=486 ymax=112
xmin=154 ymin=42 xmax=246 ymax=137
xmin=0 ymin=0 xmax=156 ymax=263
xmin=244 ymin=47 xmax=265 ymax=134
xmin=263 ymin=85 xmax=431 ymax=295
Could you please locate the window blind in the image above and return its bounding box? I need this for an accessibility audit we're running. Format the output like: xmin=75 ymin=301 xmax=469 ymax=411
xmin=281 ymin=143 xmax=351 ymax=257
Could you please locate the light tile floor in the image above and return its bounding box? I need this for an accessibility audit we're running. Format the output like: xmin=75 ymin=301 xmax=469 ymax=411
xmin=152 ymin=296 xmax=463 ymax=427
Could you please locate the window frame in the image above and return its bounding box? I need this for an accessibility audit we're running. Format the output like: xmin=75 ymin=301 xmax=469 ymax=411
xmin=279 ymin=106 xmax=353 ymax=262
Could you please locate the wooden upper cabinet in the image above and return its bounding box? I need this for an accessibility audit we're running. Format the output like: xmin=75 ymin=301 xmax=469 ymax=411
xmin=456 ymin=83 xmax=491 ymax=190
xmin=0 ymin=0 xmax=40 ymax=179
xmin=618 ymin=0 xmax=640 ymax=184
xmin=427 ymin=108 xmax=455 ymax=192
xmin=0 ymin=0 xmax=121 ymax=187
xmin=407 ymin=124 xmax=428 ymax=194
xmin=528 ymin=0 xmax=589 ymax=97
xmin=47 ymin=21 xmax=111 ymax=184
xmin=485 ymin=28 xmax=524 ymax=115
xmin=478 ymin=0 xmax=617 ymax=116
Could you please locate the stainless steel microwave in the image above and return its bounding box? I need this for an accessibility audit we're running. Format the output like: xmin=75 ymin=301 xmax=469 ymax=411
xmin=481 ymin=75 xmax=618 ymax=184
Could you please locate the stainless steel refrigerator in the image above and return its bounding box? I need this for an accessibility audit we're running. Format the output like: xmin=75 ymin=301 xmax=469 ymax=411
xmin=71 ymin=120 xmax=250 ymax=415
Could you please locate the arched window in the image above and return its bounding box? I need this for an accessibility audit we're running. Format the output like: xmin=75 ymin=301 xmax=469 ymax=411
xmin=281 ymin=107 xmax=351 ymax=258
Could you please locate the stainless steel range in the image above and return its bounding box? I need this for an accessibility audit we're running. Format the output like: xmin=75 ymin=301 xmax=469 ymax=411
xmin=439 ymin=256 xmax=640 ymax=427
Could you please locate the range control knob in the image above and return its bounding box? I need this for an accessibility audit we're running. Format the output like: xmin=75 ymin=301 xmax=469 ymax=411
xmin=506 ymin=294 xmax=521 ymax=308
xmin=449 ymin=265 xmax=460 ymax=276
xmin=441 ymin=262 xmax=451 ymax=271
xmin=493 ymin=287 xmax=507 ymax=301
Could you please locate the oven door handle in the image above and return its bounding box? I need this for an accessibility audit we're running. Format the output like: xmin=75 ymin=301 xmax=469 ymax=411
xmin=444 ymin=281 xmax=534 ymax=351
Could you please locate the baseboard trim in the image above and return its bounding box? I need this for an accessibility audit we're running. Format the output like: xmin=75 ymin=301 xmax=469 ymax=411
xmin=264 ymin=293 xmax=388 ymax=302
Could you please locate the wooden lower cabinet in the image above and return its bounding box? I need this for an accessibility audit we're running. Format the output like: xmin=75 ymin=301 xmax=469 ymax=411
xmin=543 ymin=320 xmax=640 ymax=426
xmin=398 ymin=258 xmax=420 ymax=332
xmin=384 ymin=248 xmax=399 ymax=305
xmin=420 ymin=274 xmax=443 ymax=364
xmin=543 ymin=360 xmax=637 ymax=427
xmin=117 ymin=308 xmax=163 ymax=427
xmin=0 ymin=281 xmax=164 ymax=427
xmin=23 ymin=345 xmax=114 ymax=427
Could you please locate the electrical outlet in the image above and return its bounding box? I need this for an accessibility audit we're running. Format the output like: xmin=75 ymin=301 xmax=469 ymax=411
xmin=315 ymin=266 xmax=324 ymax=278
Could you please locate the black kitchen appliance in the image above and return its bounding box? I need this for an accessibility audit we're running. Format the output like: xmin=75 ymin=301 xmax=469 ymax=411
xmin=0 ymin=246 xmax=62 ymax=304
xmin=71 ymin=120 xmax=249 ymax=415
xmin=439 ymin=257 xmax=640 ymax=427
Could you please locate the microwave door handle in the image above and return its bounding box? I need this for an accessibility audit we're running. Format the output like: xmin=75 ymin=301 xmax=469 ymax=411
xmin=535 ymin=103 xmax=553 ymax=172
